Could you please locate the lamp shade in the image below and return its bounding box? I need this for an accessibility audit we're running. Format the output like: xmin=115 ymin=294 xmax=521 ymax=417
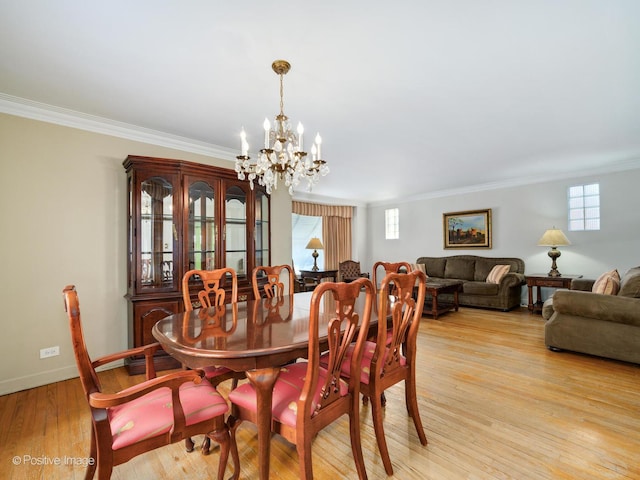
xmin=305 ymin=237 xmax=324 ymax=250
xmin=537 ymin=228 xmax=571 ymax=247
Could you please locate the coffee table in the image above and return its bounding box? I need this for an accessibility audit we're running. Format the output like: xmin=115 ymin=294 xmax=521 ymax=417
xmin=422 ymin=279 xmax=464 ymax=319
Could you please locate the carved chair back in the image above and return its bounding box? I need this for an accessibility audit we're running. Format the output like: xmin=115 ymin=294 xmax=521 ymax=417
xmin=252 ymin=264 xmax=294 ymax=299
xmin=182 ymin=268 xmax=238 ymax=311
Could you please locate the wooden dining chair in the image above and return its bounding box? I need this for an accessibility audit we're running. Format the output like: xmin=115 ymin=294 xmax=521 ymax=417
xmin=180 ymin=268 xmax=246 ymax=452
xmin=331 ymin=270 xmax=428 ymax=475
xmin=62 ymin=285 xmax=237 ymax=480
xmin=338 ymin=260 xmax=369 ymax=282
xmin=228 ymin=277 xmax=375 ymax=480
xmin=366 ymin=261 xmax=414 ymax=406
xmin=251 ymin=264 xmax=294 ymax=299
xmin=182 ymin=268 xmax=238 ymax=309
xmin=292 ymin=259 xmax=319 ymax=292
xmin=372 ymin=261 xmax=412 ymax=295
xmin=181 ymin=268 xmax=245 ymax=385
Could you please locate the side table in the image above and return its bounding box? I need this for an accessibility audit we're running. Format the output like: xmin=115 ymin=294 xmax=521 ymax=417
xmin=300 ymin=269 xmax=338 ymax=283
xmin=526 ymin=274 xmax=582 ymax=314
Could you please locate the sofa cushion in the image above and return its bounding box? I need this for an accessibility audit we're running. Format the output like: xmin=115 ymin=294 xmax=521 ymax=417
xmin=463 ymin=281 xmax=499 ymax=295
xmin=592 ymin=269 xmax=620 ymax=295
xmin=423 ymin=258 xmax=447 ymax=278
xmin=486 ymin=264 xmax=511 ymax=284
xmin=444 ymin=257 xmax=476 ymax=281
xmin=618 ymin=267 xmax=640 ymax=298
xmin=474 ymin=258 xmax=497 ymax=281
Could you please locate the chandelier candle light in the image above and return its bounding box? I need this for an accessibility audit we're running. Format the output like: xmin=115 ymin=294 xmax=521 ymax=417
xmin=235 ymin=60 xmax=329 ymax=195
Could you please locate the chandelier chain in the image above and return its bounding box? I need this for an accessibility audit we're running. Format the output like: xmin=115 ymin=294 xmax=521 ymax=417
xmin=279 ymin=73 xmax=285 ymax=118
xmin=235 ymin=60 xmax=329 ymax=195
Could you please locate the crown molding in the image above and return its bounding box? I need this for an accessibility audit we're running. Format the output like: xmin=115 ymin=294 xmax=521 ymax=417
xmin=0 ymin=93 xmax=237 ymax=161
xmin=298 ymin=156 xmax=640 ymax=208
xmin=365 ymin=156 xmax=640 ymax=208
xmin=3 ymin=93 xmax=639 ymax=208
xmin=292 ymin=190 xmax=368 ymax=209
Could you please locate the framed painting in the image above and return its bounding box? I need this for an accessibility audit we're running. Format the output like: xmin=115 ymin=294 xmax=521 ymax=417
xmin=443 ymin=209 xmax=492 ymax=249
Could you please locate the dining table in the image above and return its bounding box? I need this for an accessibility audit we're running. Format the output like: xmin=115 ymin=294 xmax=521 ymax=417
xmin=152 ymin=290 xmax=381 ymax=480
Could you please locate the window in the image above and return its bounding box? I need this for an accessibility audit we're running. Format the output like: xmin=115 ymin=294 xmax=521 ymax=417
xmin=292 ymin=214 xmax=323 ymax=272
xmin=568 ymin=183 xmax=600 ymax=231
xmin=385 ymin=208 xmax=399 ymax=239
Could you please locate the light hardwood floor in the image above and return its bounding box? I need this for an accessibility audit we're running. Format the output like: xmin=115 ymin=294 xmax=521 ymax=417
xmin=1 ymin=307 xmax=639 ymax=479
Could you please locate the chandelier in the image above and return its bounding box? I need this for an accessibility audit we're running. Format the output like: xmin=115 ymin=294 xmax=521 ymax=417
xmin=235 ymin=60 xmax=329 ymax=195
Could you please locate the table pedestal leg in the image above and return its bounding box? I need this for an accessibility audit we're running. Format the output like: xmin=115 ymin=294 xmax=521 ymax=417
xmin=245 ymin=367 xmax=280 ymax=480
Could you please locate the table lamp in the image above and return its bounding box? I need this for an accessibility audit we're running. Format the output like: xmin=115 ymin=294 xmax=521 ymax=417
xmin=305 ymin=237 xmax=324 ymax=272
xmin=537 ymin=227 xmax=571 ymax=277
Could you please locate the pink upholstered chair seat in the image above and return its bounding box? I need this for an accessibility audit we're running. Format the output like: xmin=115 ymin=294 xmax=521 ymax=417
xmin=386 ymin=329 xmax=393 ymax=345
xmin=228 ymin=362 xmax=348 ymax=428
xmin=203 ymin=365 xmax=234 ymax=379
xmin=109 ymin=381 xmax=229 ymax=450
xmin=321 ymin=341 xmax=406 ymax=385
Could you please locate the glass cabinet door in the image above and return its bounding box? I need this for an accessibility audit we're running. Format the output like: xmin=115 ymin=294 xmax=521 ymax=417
xmin=225 ymin=184 xmax=247 ymax=277
xmin=187 ymin=180 xmax=216 ymax=271
xmin=139 ymin=176 xmax=177 ymax=291
xmin=255 ymin=188 xmax=270 ymax=268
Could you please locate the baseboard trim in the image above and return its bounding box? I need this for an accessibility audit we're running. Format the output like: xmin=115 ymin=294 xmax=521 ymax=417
xmin=0 ymin=360 xmax=124 ymax=396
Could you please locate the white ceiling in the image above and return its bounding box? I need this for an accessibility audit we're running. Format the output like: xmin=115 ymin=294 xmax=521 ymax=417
xmin=2 ymin=1 xmax=640 ymax=204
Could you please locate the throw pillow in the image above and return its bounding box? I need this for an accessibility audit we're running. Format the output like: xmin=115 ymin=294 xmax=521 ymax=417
xmin=410 ymin=263 xmax=427 ymax=276
xmin=486 ymin=264 xmax=511 ymax=284
xmin=592 ymin=269 xmax=621 ymax=295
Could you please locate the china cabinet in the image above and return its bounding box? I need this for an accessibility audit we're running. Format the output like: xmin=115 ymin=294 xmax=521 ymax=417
xmin=124 ymin=155 xmax=270 ymax=373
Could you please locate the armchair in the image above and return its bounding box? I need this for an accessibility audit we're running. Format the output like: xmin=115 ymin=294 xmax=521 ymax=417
xmin=338 ymin=260 xmax=369 ymax=283
xmin=543 ymin=266 xmax=640 ymax=363
xmin=62 ymin=285 xmax=237 ymax=480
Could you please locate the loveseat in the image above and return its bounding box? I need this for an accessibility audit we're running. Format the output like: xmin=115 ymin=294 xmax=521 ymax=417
xmin=415 ymin=255 xmax=526 ymax=311
xmin=543 ymin=266 xmax=640 ymax=364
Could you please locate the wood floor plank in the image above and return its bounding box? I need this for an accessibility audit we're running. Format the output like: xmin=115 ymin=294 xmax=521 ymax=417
xmin=1 ymin=306 xmax=639 ymax=479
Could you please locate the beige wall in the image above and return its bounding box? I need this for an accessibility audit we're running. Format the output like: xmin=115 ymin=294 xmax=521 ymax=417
xmin=0 ymin=113 xmax=292 ymax=395
xmin=366 ymin=167 xmax=640 ymax=305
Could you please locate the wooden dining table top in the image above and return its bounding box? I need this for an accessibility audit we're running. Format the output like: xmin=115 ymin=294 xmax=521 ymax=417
xmin=153 ymin=289 xmax=384 ymax=480
xmin=152 ymin=291 xmax=381 ymax=372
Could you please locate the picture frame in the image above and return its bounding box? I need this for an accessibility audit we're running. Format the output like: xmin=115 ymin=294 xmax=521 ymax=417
xmin=443 ymin=209 xmax=492 ymax=249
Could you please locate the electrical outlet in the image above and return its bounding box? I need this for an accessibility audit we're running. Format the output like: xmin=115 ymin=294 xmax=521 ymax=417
xmin=40 ymin=346 xmax=60 ymax=359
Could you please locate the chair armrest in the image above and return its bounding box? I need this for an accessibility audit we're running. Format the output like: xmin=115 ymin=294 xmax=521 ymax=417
xmin=89 ymin=369 xmax=207 ymax=438
xmin=92 ymin=342 xmax=163 ymax=380
xmin=552 ymin=290 xmax=640 ymax=326
xmin=88 ymin=369 xmax=205 ymax=409
xmin=499 ymin=272 xmax=525 ymax=289
xmin=570 ymin=278 xmax=595 ymax=291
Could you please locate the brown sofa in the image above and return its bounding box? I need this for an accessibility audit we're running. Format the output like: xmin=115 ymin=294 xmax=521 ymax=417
xmin=415 ymin=255 xmax=526 ymax=311
xmin=543 ymin=266 xmax=640 ymax=364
